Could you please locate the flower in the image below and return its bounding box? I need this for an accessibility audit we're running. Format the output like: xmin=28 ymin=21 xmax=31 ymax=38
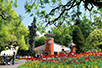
xmin=62 ymin=66 xmax=64 ymax=68
xmin=29 ymin=64 xmax=31 ymax=66
xmin=35 ymin=65 xmax=38 ymax=67
xmin=58 ymin=66 xmax=61 ymax=68
xmin=96 ymin=57 xmax=98 ymax=59
xmin=99 ymin=56 xmax=101 ymax=59
xmin=66 ymin=66 xmax=69 ymax=68
xmin=95 ymin=66 xmax=98 ymax=68
xmin=88 ymin=66 xmax=90 ymax=68
xmin=83 ymin=66 xmax=86 ymax=68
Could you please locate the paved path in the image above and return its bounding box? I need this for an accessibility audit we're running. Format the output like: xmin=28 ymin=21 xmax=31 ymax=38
xmin=0 ymin=59 xmax=26 ymax=68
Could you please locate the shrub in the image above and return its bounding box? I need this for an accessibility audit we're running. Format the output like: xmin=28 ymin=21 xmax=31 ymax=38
xmin=85 ymin=29 xmax=102 ymax=51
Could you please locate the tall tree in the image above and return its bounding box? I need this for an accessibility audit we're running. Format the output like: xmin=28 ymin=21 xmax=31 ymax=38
xmin=28 ymin=17 xmax=37 ymax=56
xmin=72 ymin=25 xmax=85 ymax=53
xmin=0 ymin=24 xmax=11 ymax=52
xmin=0 ymin=0 xmax=29 ymax=52
xmin=79 ymin=18 xmax=95 ymax=39
xmin=8 ymin=21 xmax=29 ymax=50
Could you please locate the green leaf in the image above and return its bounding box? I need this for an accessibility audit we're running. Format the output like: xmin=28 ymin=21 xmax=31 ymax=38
xmin=40 ymin=0 xmax=43 ymax=5
xmin=93 ymin=10 xmax=98 ymax=14
xmin=30 ymin=13 xmax=34 ymax=17
xmin=44 ymin=0 xmax=49 ymax=3
xmin=52 ymin=18 xmax=56 ymax=21
xmin=40 ymin=10 xmax=46 ymax=14
xmin=33 ymin=3 xmax=37 ymax=7
xmin=52 ymin=0 xmax=57 ymax=3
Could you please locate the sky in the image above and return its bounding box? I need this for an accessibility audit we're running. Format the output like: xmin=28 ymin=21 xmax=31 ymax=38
xmin=13 ymin=0 xmax=96 ymax=33
xmin=13 ymin=0 xmax=33 ymax=28
xmin=13 ymin=0 xmax=85 ymax=36
xmin=13 ymin=0 xmax=66 ymax=36
xmin=13 ymin=0 xmax=67 ymax=29
xmin=13 ymin=0 xmax=44 ymax=36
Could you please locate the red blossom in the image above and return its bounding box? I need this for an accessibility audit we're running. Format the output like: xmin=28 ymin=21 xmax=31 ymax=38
xmin=42 ymin=59 xmax=46 ymax=61
xmin=80 ymin=59 xmax=82 ymax=61
xmin=74 ymin=59 xmax=76 ymax=61
xmin=26 ymin=58 xmax=29 ymax=62
xmin=71 ymin=59 xmax=73 ymax=61
xmin=55 ymin=59 xmax=59 ymax=61
xmin=96 ymin=57 xmax=98 ymax=59
xmin=63 ymin=59 xmax=66 ymax=61
xmin=99 ymin=56 xmax=101 ymax=59
xmin=89 ymin=59 xmax=91 ymax=61
xmin=31 ymin=58 xmax=34 ymax=61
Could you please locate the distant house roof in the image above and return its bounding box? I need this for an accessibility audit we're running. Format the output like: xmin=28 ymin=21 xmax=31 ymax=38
xmin=34 ymin=45 xmax=45 ymax=53
xmin=54 ymin=43 xmax=70 ymax=52
xmin=34 ymin=43 xmax=71 ymax=53
xmin=68 ymin=41 xmax=76 ymax=47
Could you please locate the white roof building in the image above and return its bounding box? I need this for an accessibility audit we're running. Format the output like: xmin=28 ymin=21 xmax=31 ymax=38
xmin=0 ymin=46 xmax=19 ymax=56
xmin=34 ymin=43 xmax=71 ymax=54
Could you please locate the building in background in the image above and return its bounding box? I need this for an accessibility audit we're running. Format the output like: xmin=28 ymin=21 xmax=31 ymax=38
xmin=34 ymin=43 xmax=71 ymax=55
xmin=0 ymin=46 xmax=19 ymax=56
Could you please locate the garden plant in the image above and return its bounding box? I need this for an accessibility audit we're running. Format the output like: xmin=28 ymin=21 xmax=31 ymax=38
xmin=18 ymin=49 xmax=102 ymax=68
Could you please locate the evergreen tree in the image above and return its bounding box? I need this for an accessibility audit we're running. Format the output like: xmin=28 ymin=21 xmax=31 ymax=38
xmin=28 ymin=17 xmax=37 ymax=56
xmin=72 ymin=26 xmax=85 ymax=53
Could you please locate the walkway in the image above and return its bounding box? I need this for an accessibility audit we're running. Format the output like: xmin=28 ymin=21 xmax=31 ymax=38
xmin=0 ymin=59 xmax=26 ymax=68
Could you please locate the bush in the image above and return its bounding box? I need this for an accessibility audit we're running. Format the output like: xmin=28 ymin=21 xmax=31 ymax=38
xmin=31 ymin=51 xmax=36 ymax=57
xmin=17 ymin=49 xmax=27 ymax=56
xmin=35 ymin=36 xmax=46 ymax=47
xmin=85 ymin=29 xmax=102 ymax=51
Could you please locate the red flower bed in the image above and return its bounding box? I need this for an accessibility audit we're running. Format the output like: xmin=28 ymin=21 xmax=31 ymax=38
xmin=26 ymin=50 xmax=102 ymax=65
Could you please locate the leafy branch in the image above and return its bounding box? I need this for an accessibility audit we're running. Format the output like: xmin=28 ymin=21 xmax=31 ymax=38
xmin=45 ymin=0 xmax=102 ymax=26
xmin=45 ymin=0 xmax=82 ymax=26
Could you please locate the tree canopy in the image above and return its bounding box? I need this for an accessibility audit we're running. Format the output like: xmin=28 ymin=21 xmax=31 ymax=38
xmin=35 ymin=36 xmax=46 ymax=47
xmin=85 ymin=29 xmax=102 ymax=51
xmin=0 ymin=0 xmax=29 ymax=52
xmin=51 ymin=26 xmax=72 ymax=46
xmin=24 ymin=0 xmax=102 ymax=28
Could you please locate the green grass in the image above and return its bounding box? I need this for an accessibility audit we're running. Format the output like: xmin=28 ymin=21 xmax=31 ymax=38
xmin=17 ymin=64 xmax=33 ymax=68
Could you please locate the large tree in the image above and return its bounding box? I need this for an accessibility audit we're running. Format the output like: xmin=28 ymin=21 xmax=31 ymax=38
xmin=24 ymin=0 xmax=102 ymax=27
xmin=0 ymin=0 xmax=29 ymax=52
xmin=72 ymin=25 xmax=85 ymax=53
xmin=28 ymin=17 xmax=37 ymax=56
